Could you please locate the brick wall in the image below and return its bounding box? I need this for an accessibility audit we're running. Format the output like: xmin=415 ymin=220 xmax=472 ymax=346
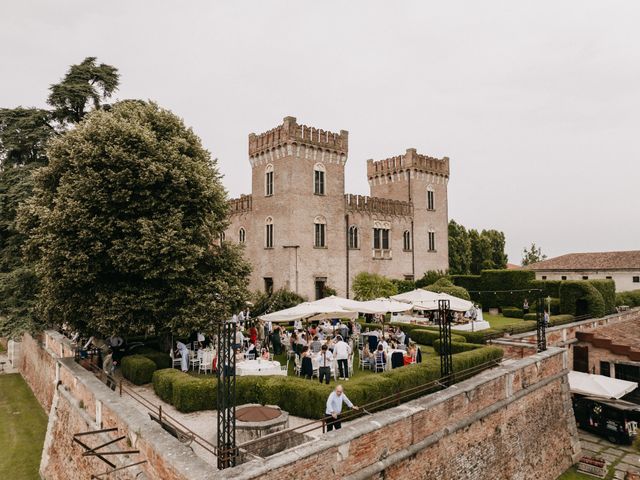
xmin=218 ymin=348 xmax=581 ymax=480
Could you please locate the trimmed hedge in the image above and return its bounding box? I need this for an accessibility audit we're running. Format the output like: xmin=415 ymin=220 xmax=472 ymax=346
xmin=615 ymin=290 xmax=640 ymax=307
xmin=152 ymin=345 xmax=504 ymax=417
xmin=559 ymin=281 xmax=605 ymax=318
xmin=410 ymin=329 xmax=465 ymax=346
xmin=549 ymin=314 xmax=576 ymax=326
xmin=432 ymin=339 xmax=481 ymax=354
xmin=589 ymin=280 xmax=616 ymax=315
xmin=530 ymin=280 xmax=561 ymax=298
xmin=502 ymin=307 xmax=523 ymax=319
xmin=477 ymin=270 xmax=536 ymax=308
xmin=449 ymin=275 xmax=481 ymax=293
xmin=121 ymin=355 xmax=157 ymax=385
xmin=134 ymin=347 xmax=172 ymax=369
xmin=423 ymin=278 xmax=471 ymax=301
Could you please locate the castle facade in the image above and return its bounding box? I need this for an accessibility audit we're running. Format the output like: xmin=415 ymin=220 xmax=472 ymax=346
xmin=226 ymin=116 xmax=450 ymax=300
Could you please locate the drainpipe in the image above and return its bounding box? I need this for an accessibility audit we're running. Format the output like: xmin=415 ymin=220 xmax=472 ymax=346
xmin=345 ymin=213 xmax=350 ymax=298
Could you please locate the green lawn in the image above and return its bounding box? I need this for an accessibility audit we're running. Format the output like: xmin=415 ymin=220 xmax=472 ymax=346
xmin=484 ymin=313 xmax=525 ymax=329
xmin=0 ymin=374 xmax=48 ymax=479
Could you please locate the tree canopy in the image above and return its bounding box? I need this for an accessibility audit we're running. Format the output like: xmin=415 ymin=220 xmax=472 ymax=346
xmin=0 ymin=108 xmax=54 ymax=167
xmin=449 ymin=220 xmax=508 ymax=275
xmin=47 ymin=57 xmax=119 ymax=125
xmin=521 ymin=242 xmax=547 ymax=266
xmin=19 ymin=101 xmax=250 ymax=336
xmin=352 ymin=272 xmax=398 ymax=301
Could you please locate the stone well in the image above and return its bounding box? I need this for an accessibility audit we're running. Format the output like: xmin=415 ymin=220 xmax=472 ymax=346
xmin=235 ymin=404 xmax=312 ymax=458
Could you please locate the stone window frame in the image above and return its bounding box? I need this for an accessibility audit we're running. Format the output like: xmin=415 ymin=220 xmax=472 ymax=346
xmin=265 ymin=164 xmax=274 ymax=197
xmin=428 ymin=228 xmax=436 ymax=252
xmin=314 ymin=215 xmax=327 ymax=248
xmin=348 ymin=225 xmax=359 ymax=250
xmin=373 ymin=220 xmax=391 ymax=251
xmin=403 ymin=230 xmax=412 ymax=251
xmin=265 ymin=216 xmax=274 ymax=248
xmin=427 ymin=184 xmax=435 ymax=211
xmin=313 ymin=163 xmax=326 ymax=196
xmin=238 ymin=227 xmax=246 ymax=244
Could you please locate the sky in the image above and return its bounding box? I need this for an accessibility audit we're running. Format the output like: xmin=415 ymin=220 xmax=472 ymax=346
xmin=1 ymin=1 xmax=638 ymax=263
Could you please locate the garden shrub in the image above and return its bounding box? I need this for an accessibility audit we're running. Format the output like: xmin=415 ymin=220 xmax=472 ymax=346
xmin=424 ymin=278 xmax=471 ymax=300
xmin=152 ymin=368 xmax=183 ymax=403
xmin=410 ymin=328 xmax=465 ymax=346
xmin=449 ymin=275 xmax=482 ymax=295
xmin=156 ymin=345 xmax=503 ymax=418
xmin=615 ymin=290 xmax=640 ymax=307
xmin=549 ymin=314 xmax=575 ymax=326
xmin=172 ymin=375 xmax=217 ymax=412
xmin=523 ymin=313 xmax=537 ymax=320
xmin=530 ymin=280 xmax=561 ymax=298
xmin=559 ymin=281 xmax=605 ymax=318
xmin=452 ymin=346 xmax=504 ymax=382
xmin=501 ymin=307 xmax=523 ymax=318
xmin=588 ymin=280 xmax=616 ymax=315
xmin=391 ymin=278 xmax=417 ymax=293
xmin=121 ymin=355 xmax=157 ymax=385
xmin=135 ymin=347 xmax=172 ymax=369
xmin=432 ymin=339 xmax=481 ymax=354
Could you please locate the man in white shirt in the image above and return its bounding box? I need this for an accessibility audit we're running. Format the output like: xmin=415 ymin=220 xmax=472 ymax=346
xmin=318 ymin=344 xmax=333 ymax=384
xmin=333 ymin=336 xmax=351 ymax=380
xmin=325 ymin=384 xmax=358 ymax=431
xmin=235 ymin=330 xmax=244 ymax=350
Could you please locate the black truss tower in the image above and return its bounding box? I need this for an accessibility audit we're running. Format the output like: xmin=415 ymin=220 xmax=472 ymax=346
xmin=216 ymin=320 xmax=237 ymax=469
xmin=536 ymin=291 xmax=547 ymax=352
xmin=438 ymin=299 xmax=453 ymax=385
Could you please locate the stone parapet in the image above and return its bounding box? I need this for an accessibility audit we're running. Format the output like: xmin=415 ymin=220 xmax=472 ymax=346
xmin=229 ymin=194 xmax=253 ymax=214
xmin=344 ymin=193 xmax=413 ymax=217
xmin=367 ymin=147 xmax=449 ymax=180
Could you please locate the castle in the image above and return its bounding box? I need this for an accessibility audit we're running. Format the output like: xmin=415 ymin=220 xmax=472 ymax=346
xmin=226 ymin=116 xmax=450 ymax=300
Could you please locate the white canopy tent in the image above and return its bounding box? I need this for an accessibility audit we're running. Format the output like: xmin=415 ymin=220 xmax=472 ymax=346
xmin=357 ymin=298 xmax=412 ymax=314
xmin=391 ymin=289 xmax=442 ymax=303
xmin=568 ymin=371 xmax=638 ymax=399
xmin=412 ymin=296 xmax=474 ymax=313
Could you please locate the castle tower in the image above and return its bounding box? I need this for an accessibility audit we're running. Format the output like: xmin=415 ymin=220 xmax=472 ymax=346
xmin=244 ymin=117 xmax=350 ymax=299
xmin=366 ymin=148 xmax=450 ymax=277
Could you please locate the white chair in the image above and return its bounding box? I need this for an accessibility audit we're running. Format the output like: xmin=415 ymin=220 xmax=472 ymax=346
xmin=245 ymin=353 xmax=256 ymax=360
xmin=281 ymin=359 xmax=289 ymax=375
xmin=374 ymin=353 xmax=386 ymax=373
xmin=199 ymin=351 xmax=212 ymax=374
xmin=189 ymin=350 xmax=200 ymax=371
xmin=169 ymin=350 xmax=181 ymax=369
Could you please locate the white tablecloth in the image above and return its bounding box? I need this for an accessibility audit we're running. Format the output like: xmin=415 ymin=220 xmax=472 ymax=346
xmin=236 ymin=360 xmax=285 ymax=376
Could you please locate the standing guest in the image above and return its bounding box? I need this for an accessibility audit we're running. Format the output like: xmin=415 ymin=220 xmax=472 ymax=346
xmin=257 ymin=320 xmax=265 ymax=344
xmin=308 ymin=324 xmax=317 ymax=337
xmin=299 ymin=333 xmax=308 ymax=348
xmin=523 ymin=299 xmax=530 ymax=315
xmin=300 ymin=346 xmax=313 ymax=379
xmin=238 ymin=309 xmax=245 ymax=324
xmin=234 ymin=329 xmax=245 ymax=350
xmin=271 ymin=326 xmax=282 ymax=355
xmin=325 ymin=385 xmax=359 ymax=431
xmin=310 ymin=335 xmax=322 ymax=354
xmin=249 ymin=324 xmax=258 ymax=346
xmin=334 ymin=336 xmax=351 ymax=380
xmin=318 ymin=344 xmax=333 ymax=385
xmin=395 ymin=328 xmax=406 ymax=345
xmin=544 ymin=309 xmax=550 ymax=326
xmin=176 ymin=341 xmax=190 ymax=372
xmin=294 ymin=319 xmax=303 ymax=331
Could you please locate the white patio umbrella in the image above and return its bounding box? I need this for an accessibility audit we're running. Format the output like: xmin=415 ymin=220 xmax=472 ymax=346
xmin=258 ymin=301 xmax=358 ymax=323
xmin=358 ymin=298 xmax=413 ymax=314
xmin=412 ymin=296 xmax=473 ymax=313
xmin=313 ymin=295 xmax=365 ymax=312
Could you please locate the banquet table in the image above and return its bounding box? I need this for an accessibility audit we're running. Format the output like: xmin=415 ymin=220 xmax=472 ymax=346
xmin=236 ymin=359 xmax=285 ymax=376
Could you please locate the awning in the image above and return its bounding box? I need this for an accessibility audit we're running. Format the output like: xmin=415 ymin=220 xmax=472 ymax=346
xmin=568 ymin=371 xmax=638 ymax=399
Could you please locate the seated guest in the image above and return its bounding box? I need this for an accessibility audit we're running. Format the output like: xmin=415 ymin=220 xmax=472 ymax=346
xmin=299 ymin=333 xmax=308 ymax=348
xmin=246 ymin=342 xmax=257 ymax=358
xmin=300 ymin=346 xmax=313 ymax=379
xmin=396 ymin=328 xmax=406 ymax=345
xmin=308 ymin=324 xmax=317 ymax=337
xmin=362 ymin=344 xmax=374 ymax=367
xmin=310 ymin=335 xmax=322 ymax=354
xmin=374 ymin=344 xmax=387 ymax=372
xmin=367 ymin=332 xmax=378 ymax=352
xmin=260 ymin=348 xmax=270 ymax=360
xmin=235 ymin=348 xmax=244 ymax=363
xmin=378 ymin=336 xmax=389 ymax=351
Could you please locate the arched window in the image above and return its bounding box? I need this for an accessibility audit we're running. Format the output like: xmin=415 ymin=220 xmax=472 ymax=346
xmin=238 ymin=227 xmax=246 ymax=244
xmin=403 ymin=230 xmax=412 ymax=251
xmin=348 ymin=225 xmax=359 ymax=249
xmin=265 ymin=164 xmax=274 ymax=196
xmin=428 ymin=228 xmax=436 ymax=252
xmin=314 ymin=215 xmax=326 ymax=247
xmin=427 ymin=185 xmax=435 ymax=210
xmin=265 ymin=217 xmax=274 ymax=248
xmin=313 ymin=163 xmax=325 ymax=195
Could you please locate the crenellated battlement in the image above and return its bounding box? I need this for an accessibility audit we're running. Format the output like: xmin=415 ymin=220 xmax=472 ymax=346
xmin=345 ymin=194 xmax=413 ymax=217
xmin=228 ymin=194 xmax=252 ymax=214
xmin=366 ymin=148 xmax=449 ymax=180
xmin=248 ymin=116 xmax=348 ymax=157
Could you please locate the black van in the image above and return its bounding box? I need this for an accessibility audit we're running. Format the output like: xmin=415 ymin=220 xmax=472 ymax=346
xmin=573 ymin=396 xmax=640 ymax=444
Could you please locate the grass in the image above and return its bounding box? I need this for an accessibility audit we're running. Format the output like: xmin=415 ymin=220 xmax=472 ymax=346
xmin=0 ymin=374 xmax=48 ymax=480
xmin=484 ymin=313 xmax=526 ymax=330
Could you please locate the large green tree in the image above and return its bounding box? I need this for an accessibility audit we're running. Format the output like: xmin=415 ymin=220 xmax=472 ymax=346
xmin=0 ymin=58 xmax=119 ymax=338
xmin=448 ymin=220 xmax=471 ymax=274
xmin=19 ymin=101 xmax=250 ymax=336
xmin=483 ymin=229 xmax=508 ymax=270
xmin=521 ymin=242 xmax=547 ymax=266
xmin=47 ymin=57 xmax=119 ymax=125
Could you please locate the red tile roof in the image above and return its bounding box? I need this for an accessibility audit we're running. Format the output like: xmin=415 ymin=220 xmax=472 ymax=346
xmin=527 ymin=251 xmax=640 ymax=271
